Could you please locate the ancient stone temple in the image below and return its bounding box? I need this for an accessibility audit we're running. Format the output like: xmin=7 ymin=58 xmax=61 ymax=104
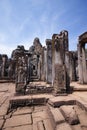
xmin=1 ymin=30 xmax=87 ymax=94
xmin=78 ymin=32 xmax=87 ymax=84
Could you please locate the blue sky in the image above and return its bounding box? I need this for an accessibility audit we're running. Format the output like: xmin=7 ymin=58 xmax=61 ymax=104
xmin=0 ymin=0 xmax=87 ymax=57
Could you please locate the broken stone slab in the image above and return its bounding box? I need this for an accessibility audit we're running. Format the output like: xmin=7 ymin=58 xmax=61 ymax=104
xmin=3 ymin=114 xmax=32 ymax=128
xmin=0 ymin=119 xmax=4 ymax=129
xmin=56 ymin=122 xmax=72 ymax=130
xmin=49 ymin=108 xmax=65 ymax=125
xmin=3 ymin=125 xmax=33 ymax=130
xmin=12 ymin=107 xmax=32 ymax=116
xmin=48 ymin=96 xmax=76 ymax=107
xmin=60 ymin=105 xmax=79 ymax=125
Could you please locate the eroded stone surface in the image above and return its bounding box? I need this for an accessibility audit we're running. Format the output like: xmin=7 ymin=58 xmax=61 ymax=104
xmin=60 ymin=105 xmax=79 ymax=125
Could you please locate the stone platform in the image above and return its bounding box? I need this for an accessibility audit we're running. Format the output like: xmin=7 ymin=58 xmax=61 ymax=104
xmin=0 ymin=82 xmax=87 ymax=130
xmin=71 ymin=82 xmax=87 ymax=91
xmin=26 ymin=81 xmax=53 ymax=94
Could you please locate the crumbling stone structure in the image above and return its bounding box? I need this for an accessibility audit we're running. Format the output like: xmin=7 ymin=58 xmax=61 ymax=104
xmin=29 ymin=37 xmax=43 ymax=81
xmin=52 ymin=30 xmax=70 ymax=94
xmin=11 ymin=45 xmax=29 ymax=92
xmin=1 ymin=30 xmax=86 ymax=94
xmin=78 ymin=32 xmax=87 ymax=84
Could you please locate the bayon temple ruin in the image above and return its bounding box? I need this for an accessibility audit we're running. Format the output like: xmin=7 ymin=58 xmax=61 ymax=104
xmin=0 ymin=30 xmax=87 ymax=130
xmin=0 ymin=30 xmax=85 ymax=94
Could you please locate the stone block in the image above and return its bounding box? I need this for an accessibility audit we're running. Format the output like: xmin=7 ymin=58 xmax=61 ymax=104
xmin=50 ymin=108 xmax=65 ymax=125
xmin=78 ymin=111 xmax=87 ymax=127
xmin=48 ymin=96 xmax=75 ymax=107
xmin=34 ymin=105 xmax=47 ymax=112
xmin=3 ymin=125 xmax=32 ymax=130
xmin=56 ymin=123 xmax=72 ymax=130
xmin=0 ymin=119 xmax=4 ymax=129
xmin=0 ymin=106 xmax=8 ymax=117
xmin=12 ymin=107 xmax=32 ymax=116
xmin=71 ymin=124 xmax=82 ymax=130
xmin=33 ymin=124 xmax=38 ymax=130
xmin=60 ymin=105 xmax=79 ymax=125
xmin=43 ymin=119 xmax=53 ymax=130
xmin=3 ymin=114 xmax=32 ymax=128
xmin=37 ymin=121 xmax=44 ymax=130
xmin=32 ymin=110 xmax=49 ymax=120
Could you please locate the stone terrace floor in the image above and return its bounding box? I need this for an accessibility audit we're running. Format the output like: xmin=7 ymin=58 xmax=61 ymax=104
xmin=0 ymin=82 xmax=87 ymax=130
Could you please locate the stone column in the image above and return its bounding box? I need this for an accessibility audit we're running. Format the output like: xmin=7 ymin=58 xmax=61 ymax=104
xmin=82 ymin=45 xmax=87 ymax=83
xmin=65 ymin=51 xmax=70 ymax=90
xmin=43 ymin=47 xmax=47 ymax=81
xmin=52 ymin=30 xmax=70 ymax=94
xmin=77 ymin=44 xmax=83 ymax=83
xmin=46 ymin=39 xmax=52 ymax=83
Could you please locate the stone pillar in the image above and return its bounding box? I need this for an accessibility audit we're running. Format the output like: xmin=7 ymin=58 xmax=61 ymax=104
xmin=1 ymin=55 xmax=8 ymax=78
xmin=78 ymin=43 xmax=84 ymax=83
xmin=82 ymin=44 xmax=87 ymax=83
xmin=65 ymin=51 xmax=70 ymax=90
xmin=43 ymin=47 xmax=47 ymax=81
xmin=52 ymin=30 xmax=70 ymax=94
xmin=78 ymin=32 xmax=87 ymax=84
xmin=46 ymin=39 xmax=52 ymax=83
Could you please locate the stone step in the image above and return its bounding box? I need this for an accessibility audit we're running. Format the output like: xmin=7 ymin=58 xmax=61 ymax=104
xmin=73 ymin=87 xmax=87 ymax=91
xmin=26 ymin=86 xmax=53 ymax=94
xmin=49 ymin=108 xmax=65 ymax=125
xmin=10 ymin=96 xmax=47 ymax=108
xmin=48 ymin=96 xmax=76 ymax=107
